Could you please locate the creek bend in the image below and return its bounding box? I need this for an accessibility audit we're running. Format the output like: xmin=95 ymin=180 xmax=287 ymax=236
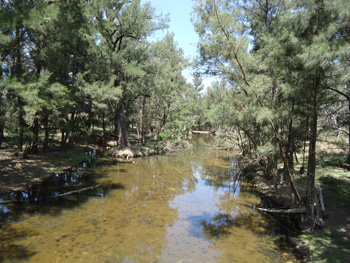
xmin=0 ymin=135 xmax=298 ymax=262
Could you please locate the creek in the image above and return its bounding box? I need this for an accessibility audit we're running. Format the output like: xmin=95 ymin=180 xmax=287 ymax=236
xmin=0 ymin=135 xmax=298 ymax=262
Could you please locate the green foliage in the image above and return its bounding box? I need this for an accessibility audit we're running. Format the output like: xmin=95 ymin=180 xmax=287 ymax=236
xmin=192 ymin=0 xmax=350 ymax=163
xmin=0 ymin=0 xmax=192 ymax=151
xmin=213 ymin=130 xmax=237 ymax=149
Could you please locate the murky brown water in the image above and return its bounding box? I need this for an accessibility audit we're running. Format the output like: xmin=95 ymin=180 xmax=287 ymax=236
xmin=0 ymin=135 xmax=297 ymax=262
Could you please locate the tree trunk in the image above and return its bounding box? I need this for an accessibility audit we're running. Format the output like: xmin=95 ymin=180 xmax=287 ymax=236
xmin=0 ymin=65 xmax=2 ymax=146
xmin=61 ymin=129 xmax=66 ymax=149
xmin=237 ymin=128 xmax=246 ymax=156
xmin=31 ymin=116 xmax=39 ymax=154
xmin=306 ymin=76 xmax=319 ymax=226
xmin=17 ymin=97 xmax=25 ymax=152
xmin=140 ymin=96 xmax=146 ymax=145
xmin=43 ymin=116 xmax=49 ymax=152
xmin=114 ymin=103 xmax=118 ymax=138
xmin=87 ymin=102 xmax=93 ymax=130
xmin=348 ymin=102 xmax=350 ymax=166
xmin=286 ymin=102 xmax=295 ymax=172
xmin=15 ymin=26 xmax=25 ymax=152
xmin=154 ymin=131 xmax=159 ymax=141
xmin=117 ymin=103 xmax=131 ymax=148
xmin=0 ymin=126 xmax=4 ymax=148
xmin=100 ymin=111 xmax=106 ymax=145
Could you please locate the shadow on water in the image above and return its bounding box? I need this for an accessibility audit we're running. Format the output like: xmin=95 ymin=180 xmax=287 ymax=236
xmin=198 ymin=155 xmax=301 ymax=259
xmin=0 ymin=151 xmax=124 ymax=262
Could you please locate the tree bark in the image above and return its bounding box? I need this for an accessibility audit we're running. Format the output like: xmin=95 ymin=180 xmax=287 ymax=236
xmin=140 ymin=96 xmax=146 ymax=145
xmin=114 ymin=103 xmax=118 ymax=138
xmin=117 ymin=102 xmax=131 ymax=148
xmin=306 ymin=76 xmax=319 ymax=226
xmin=31 ymin=116 xmax=39 ymax=154
xmin=61 ymin=129 xmax=66 ymax=149
xmin=286 ymin=102 xmax=295 ymax=172
xmin=17 ymin=97 xmax=25 ymax=152
xmin=348 ymin=102 xmax=350 ymax=166
xmin=43 ymin=116 xmax=49 ymax=152
xmin=15 ymin=26 xmax=25 ymax=152
xmin=0 ymin=126 xmax=4 ymax=147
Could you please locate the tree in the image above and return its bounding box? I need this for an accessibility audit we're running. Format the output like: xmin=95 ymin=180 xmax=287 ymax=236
xmin=192 ymin=0 xmax=350 ymax=226
xmin=88 ymin=0 xmax=166 ymax=148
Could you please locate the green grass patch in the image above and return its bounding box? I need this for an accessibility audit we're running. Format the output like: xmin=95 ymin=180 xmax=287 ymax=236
xmin=301 ymin=231 xmax=349 ymax=263
xmin=62 ymin=152 xmax=89 ymax=164
xmin=318 ymin=175 xmax=350 ymax=209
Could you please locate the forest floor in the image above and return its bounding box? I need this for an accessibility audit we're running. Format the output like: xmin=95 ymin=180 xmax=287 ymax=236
xmin=244 ymin=142 xmax=350 ymax=262
xmin=0 ymin=145 xmax=97 ymax=195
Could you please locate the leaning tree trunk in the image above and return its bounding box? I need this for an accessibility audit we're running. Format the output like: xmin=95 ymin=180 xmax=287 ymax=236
xmin=117 ymin=102 xmax=131 ymax=148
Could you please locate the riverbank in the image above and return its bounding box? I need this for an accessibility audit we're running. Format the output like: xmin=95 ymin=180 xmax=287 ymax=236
xmin=107 ymin=139 xmax=191 ymax=158
xmin=241 ymin=149 xmax=350 ymax=262
xmin=0 ymin=137 xmax=191 ymax=196
xmin=0 ymin=145 xmax=98 ymax=195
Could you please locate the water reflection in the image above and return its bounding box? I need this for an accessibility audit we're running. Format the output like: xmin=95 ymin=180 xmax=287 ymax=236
xmin=0 ymin=135 xmax=298 ymax=262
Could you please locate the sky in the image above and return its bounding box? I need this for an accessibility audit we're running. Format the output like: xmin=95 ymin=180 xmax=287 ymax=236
xmin=142 ymin=0 xmax=198 ymax=59
xmin=141 ymin=0 xmax=214 ymax=87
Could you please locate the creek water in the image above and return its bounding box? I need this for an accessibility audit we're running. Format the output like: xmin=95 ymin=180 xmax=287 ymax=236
xmin=0 ymin=135 xmax=298 ymax=262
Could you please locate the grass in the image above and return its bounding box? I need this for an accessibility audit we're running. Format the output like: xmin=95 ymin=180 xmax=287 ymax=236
xmin=292 ymin=145 xmax=350 ymax=262
xmin=301 ymin=231 xmax=349 ymax=263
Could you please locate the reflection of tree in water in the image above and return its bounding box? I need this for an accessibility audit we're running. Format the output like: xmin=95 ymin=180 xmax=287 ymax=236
xmin=0 ymin=162 xmax=125 ymax=262
xmin=195 ymin=150 xmax=241 ymax=190
xmin=201 ymin=164 xmax=244 ymax=193
xmin=0 ymin=168 xmax=123 ymax=221
xmin=199 ymin=153 xmax=291 ymax=248
xmin=0 ymin=225 xmax=37 ymax=261
xmin=200 ymin=213 xmax=239 ymax=236
xmin=200 ymin=210 xmax=276 ymax=239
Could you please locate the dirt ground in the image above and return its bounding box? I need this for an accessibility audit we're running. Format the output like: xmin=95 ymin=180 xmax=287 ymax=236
xmin=0 ymin=146 xmax=96 ymax=195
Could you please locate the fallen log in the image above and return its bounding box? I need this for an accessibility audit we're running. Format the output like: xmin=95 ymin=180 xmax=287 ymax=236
xmin=208 ymin=147 xmax=229 ymax=150
xmin=257 ymin=207 xmax=306 ymax=214
xmin=192 ymin=131 xmax=212 ymax=134
xmin=52 ymin=184 xmax=102 ymax=198
xmin=0 ymin=184 xmax=102 ymax=204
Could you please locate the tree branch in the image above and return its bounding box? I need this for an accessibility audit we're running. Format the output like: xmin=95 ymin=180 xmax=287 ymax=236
xmin=327 ymin=86 xmax=350 ymax=102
